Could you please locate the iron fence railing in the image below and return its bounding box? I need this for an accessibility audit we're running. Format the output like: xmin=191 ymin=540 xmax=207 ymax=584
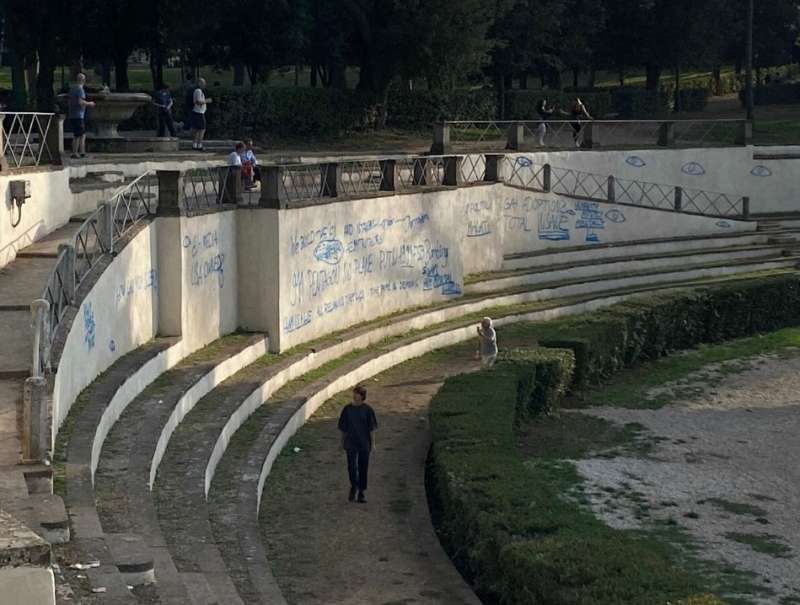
xmin=504 ymin=157 xmax=749 ymax=219
xmin=434 ymin=119 xmax=751 ymax=153
xmin=1 ymin=112 xmax=61 ymax=168
xmin=31 ymin=171 xmax=157 ymax=376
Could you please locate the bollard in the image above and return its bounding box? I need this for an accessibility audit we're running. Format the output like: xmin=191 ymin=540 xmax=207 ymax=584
xmin=742 ymin=196 xmax=750 ymax=219
xmin=658 ymin=121 xmax=675 ymax=147
xmin=483 ymin=154 xmax=506 ymax=182
xmin=607 ymin=175 xmax=616 ymax=203
xmin=674 ymin=186 xmax=683 ymax=212
xmin=379 ymin=159 xmax=397 ymax=191
xmin=431 ymin=123 xmax=451 ymax=155
xmin=44 ymin=114 xmax=65 ymax=166
xmin=542 ymin=164 xmax=552 ymax=193
xmin=506 ymin=123 xmax=525 ymax=151
xmin=443 ymin=156 xmax=462 ymax=187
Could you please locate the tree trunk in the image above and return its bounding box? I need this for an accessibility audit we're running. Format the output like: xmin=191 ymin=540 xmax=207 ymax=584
xmin=114 ymin=52 xmax=130 ymax=91
xmin=310 ymin=64 xmax=318 ymax=87
xmin=102 ymin=62 xmax=112 ymax=88
xmin=329 ymin=59 xmax=346 ymax=90
xmin=10 ymin=51 xmax=28 ymax=110
xmin=588 ymin=65 xmax=597 ymax=89
xmin=294 ymin=64 xmax=300 ymax=87
xmin=35 ymin=54 xmax=55 ymax=112
xmin=712 ymin=66 xmax=722 ymax=95
xmin=26 ymin=56 xmax=38 ymax=108
xmin=233 ymin=64 xmax=245 ymax=87
xmin=645 ymin=64 xmax=661 ymax=90
xmin=496 ymin=73 xmax=506 ymax=120
xmin=618 ymin=66 xmax=625 ymax=87
xmin=674 ymin=64 xmax=681 ymax=112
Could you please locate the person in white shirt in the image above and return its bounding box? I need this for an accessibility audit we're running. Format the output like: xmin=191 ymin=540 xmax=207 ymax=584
xmin=227 ymin=142 xmax=244 ymax=166
xmin=191 ymin=77 xmax=213 ymax=151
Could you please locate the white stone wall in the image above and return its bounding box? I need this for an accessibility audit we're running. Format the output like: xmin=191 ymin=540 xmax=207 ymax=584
xmin=0 ymin=168 xmax=72 ymax=269
xmin=507 ymin=146 xmax=800 ymax=215
xmin=501 ymin=188 xmax=755 ymax=256
xmin=52 ymin=224 xmax=159 ymax=434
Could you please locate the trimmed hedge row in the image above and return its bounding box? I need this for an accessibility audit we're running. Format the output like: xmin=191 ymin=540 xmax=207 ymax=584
xmin=428 ymin=274 xmax=800 ymax=604
xmin=738 ymin=83 xmax=800 ymax=106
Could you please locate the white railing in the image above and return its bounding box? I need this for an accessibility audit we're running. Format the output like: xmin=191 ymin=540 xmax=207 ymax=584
xmin=1 ymin=112 xmax=62 ymax=168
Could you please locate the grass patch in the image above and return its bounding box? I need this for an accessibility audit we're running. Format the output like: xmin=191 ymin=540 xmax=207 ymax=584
xmin=725 ymin=533 xmax=793 ymax=559
xmin=701 ymin=498 xmax=768 ymax=518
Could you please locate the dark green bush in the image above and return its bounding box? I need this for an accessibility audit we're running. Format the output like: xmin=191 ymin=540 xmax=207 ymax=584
xmin=388 ymin=88 xmax=496 ymax=128
xmin=676 ymin=87 xmax=711 ymax=112
xmin=739 ymin=83 xmax=800 ymax=105
xmin=610 ymin=87 xmax=670 ymax=118
xmin=429 ymin=275 xmax=800 ymax=604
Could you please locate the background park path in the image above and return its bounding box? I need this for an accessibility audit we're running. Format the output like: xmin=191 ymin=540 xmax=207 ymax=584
xmin=260 ymin=346 xmax=484 ymax=605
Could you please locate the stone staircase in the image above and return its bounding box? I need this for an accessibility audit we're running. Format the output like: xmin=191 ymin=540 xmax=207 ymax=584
xmin=46 ymin=213 xmax=800 ymax=604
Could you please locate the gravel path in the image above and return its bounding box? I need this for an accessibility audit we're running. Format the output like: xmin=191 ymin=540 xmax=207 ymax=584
xmin=260 ymin=352 xmax=483 ymax=605
xmin=576 ymin=354 xmax=800 ymax=604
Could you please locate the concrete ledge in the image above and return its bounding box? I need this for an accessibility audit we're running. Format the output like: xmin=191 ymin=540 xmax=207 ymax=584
xmin=0 ymin=565 xmax=55 ymax=605
xmin=0 ymin=509 xmax=50 ymax=567
xmin=149 ymin=336 xmax=269 ymax=488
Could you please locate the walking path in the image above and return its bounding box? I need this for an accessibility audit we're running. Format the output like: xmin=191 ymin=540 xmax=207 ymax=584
xmin=260 ymin=345 xmax=482 ymax=605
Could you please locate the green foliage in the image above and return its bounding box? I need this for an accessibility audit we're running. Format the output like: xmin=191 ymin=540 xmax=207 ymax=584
xmin=741 ymin=83 xmax=800 ymax=106
xmin=387 ymin=88 xmax=496 ymax=128
xmin=610 ymin=87 xmax=670 ymax=118
xmin=429 ymin=275 xmax=800 ymax=604
xmin=676 ymin=88 xmax=711 ymax=112
xmin=506 ymin=90 xmax=613 ymax=119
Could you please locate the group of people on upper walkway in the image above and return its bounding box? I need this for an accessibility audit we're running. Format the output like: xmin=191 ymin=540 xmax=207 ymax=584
xmin=226 ymin=140 xmax=261 ymax=190
xmin=152 ymin=75 xmax=213 ymax=150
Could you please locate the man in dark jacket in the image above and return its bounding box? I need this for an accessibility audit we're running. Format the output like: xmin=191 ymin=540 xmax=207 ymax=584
xmin=338 ymin=385 xmax=378 ymax=503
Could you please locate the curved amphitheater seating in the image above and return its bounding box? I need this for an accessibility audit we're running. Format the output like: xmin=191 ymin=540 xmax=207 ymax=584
xmin=55 ymin=213 xmax=800 ymax=603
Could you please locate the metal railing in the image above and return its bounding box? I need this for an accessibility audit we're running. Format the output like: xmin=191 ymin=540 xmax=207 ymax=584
xmin=1 ymin=112 xmax=63 ymax=169
xmin=432 ymin=119 xmax=751 ymax=153
xmin=31 ymin=171 xmax=157 ymax=376
xmin=505 ymin=157 xmax=749 ymax=219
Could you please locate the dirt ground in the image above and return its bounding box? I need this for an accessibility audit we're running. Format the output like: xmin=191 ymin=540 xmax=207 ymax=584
xmin=577 ymin=354 xmax=800 ymax=604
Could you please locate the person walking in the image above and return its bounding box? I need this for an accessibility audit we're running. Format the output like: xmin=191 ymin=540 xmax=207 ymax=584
xmin=338 ymin=385 xmax=378 ymax=504
xmin=191 ymin=77 xmax=212 ymax=151
xmin=535 ymin=98 xmax=555 ymax=146
xmin=476 ymin=317 xmax=498 ymax=367
xmin=153 ymin=82 xmax=177 ymax=138
xmin=68 ymin=73 xmax=96 ymax=159
xmin=569 ymin=98 xmax=592 ymax=148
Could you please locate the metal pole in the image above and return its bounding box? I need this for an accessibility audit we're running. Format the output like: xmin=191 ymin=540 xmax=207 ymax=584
xmin=745 ymin=0 xmax=754 ymax=121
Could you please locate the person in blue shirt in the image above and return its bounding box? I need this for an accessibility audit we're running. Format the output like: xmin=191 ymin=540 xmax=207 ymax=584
xmin=68 ymin=73 xmax=96 ymax=159
xmin=153 ymin=82 xmax=177 ymax=138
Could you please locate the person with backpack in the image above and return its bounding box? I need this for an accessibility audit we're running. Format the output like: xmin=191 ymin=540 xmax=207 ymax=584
xmin=338 ymin=385 xmax=378 ymax=504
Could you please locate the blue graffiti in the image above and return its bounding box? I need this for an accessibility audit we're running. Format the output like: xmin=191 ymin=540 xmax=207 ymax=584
xmin=314 ymin=239 xmax=344 ymax=265
xmin=289 ymin=224 xmax=336 ymax=256
xmin=681 ymin=162 xmax=706 ymax=176
xmin=317 ymin=290 xmax=366 ymax=318
xmin=537 ymin=201 xmax=572 ymax=241
xmin=467 ymin=221 xmax=491 ymax=237
xmin=750 ymin=165 xmax=772 ymax=177
xmin=83 ymin=302 xmax=96 ymax=352
xmin=516 ymin=156 xmax=533 ymax=168
xmin=183 ymin=231 xmax=219 ymax=258
xmin=115 ymin=269 xmax=157 ymax=305
xmin=605 ymin=208 xmax=627 ymax=223
xmin=422 ymin=264 xmax=461 ymax=296
xmin=715 ymin=220 xmax=732 ymax=229
xmin=625 ymin=156 xmax=647 ymax=168
xmin=504 ymin=215 xmax=533 ymax=232
xmin=283 ymin=311 xmax=313 ymax=334
xmin=191 ymin=253 xmax=225 ymax=288
xmin=575 ymin=201 xmax=605 ymax=242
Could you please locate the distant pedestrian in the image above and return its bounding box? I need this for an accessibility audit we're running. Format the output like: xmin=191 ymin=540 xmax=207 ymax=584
xmin=476 ymin=317 xmax=498 ymax=367
xmin=153 ymin=82 xmax=177 ymax=138
xmin=68 ymin=73 xmax=96 ymax=159
xmin=535 ymin=98 xmax=555 ymax=146
xmin=191 ymin=77 xmax=212 ymax=151
xmin=241 ymin=139 xmax=259 ymax=189
xmin=338 ymin=385 xmax=378 ymax=504
xmin=227 ymin=141 xmax=244 ymax=166
xmin=569 ymin=98 xmax=592 ymax=148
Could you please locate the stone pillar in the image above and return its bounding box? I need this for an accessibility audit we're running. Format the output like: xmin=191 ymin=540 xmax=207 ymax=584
xmin=321 ymin=163 xmax=339 ymax=197
xmin=0 ymin=113 xmax=9 ymax=172
xmin=607 ymin=175 xmax=616 ymax=203
xmin=260 ymin=166 xmax=284 ymax=208
xmin=443 ymin=156 xmax=462 ymax=187
xmin=674 ymin=186 xmax=683 ymax=212
xmin=431 ymin=122 xmax=450 ymax=155
xmin=742 ymin=196 xmax=750 ymax=219
xmin=156 ymin=171 xmax=183 ymax=216
xmin=156 ymin=215 xmax=182 ymax=337
xmin=23 ymin=377 xmax=49 ymax=462
xmin=658 ymin=121 xmax=675 ymax=147
xmin=43 ymin=114 xmax=65 ymax=166
xmin=582 ymin=122 xmax=596 ymax=149
xmin=379 ymin=159 xmax=398 ymax=192
xmin=735 ymin=120 xmax=753 ymax=146
xmin=484 ymin=154 xmax=506 ymax=182
xmin=542 ymin=164 xmax=552 ymax=193
xmin=506 ymin=123 xmax=525 ymax=151
xmin=218 ymin=166 xmax=242 ymax=205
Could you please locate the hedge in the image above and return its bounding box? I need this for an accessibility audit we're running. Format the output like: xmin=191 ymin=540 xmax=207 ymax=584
xmin=505 ymin=90 xmax=614 ymax=120
xmin=428 ymin=274 xmax=800 ymax=604
xmin=738 ymin=83 xmax=800 ymax=106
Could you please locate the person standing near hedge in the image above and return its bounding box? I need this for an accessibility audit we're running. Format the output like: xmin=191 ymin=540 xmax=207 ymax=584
xmin=191 ymin=77 xmax=212 ymax=151
xmin=68 ymin=73 xmax=96 ymax=159
xmin=338 ymin=385 xmax=378 ymax=504
xmin=477 ymin=317 xmax=498 ymax=367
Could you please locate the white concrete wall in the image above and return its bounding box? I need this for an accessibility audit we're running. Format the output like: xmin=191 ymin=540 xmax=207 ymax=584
xmin=0 ymin=168 xmax=71 ymax=269
xmin=180 ymin=210 xmax=238 ymax=349
xmin=52 ymin=224 xmax=159 ymax=435
xmin=501 ymin=188 xmax=755 ymax=256
xmin=507 ymin=146 xmax=800 ymax=215
xmin=262 ymin=185 xmax=503 ymax=350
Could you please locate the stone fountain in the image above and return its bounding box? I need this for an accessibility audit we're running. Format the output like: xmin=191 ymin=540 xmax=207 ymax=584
xmin=59 ymin=89 xmax=179 ymax=153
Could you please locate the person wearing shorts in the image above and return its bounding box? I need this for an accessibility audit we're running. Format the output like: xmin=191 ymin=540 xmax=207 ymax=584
xmin=68 ymin=73 xmax=95 ymax=159
xmin=191 ymin=78 xmax=212 ymax=151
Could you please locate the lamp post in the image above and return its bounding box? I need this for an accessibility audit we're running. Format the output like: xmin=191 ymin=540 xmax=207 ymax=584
xmin=745 ymin=0 xmax=754 ymax=121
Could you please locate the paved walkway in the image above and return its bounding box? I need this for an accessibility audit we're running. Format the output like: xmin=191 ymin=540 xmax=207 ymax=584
xmin=260 ymin=346 xmax=483 ymax=605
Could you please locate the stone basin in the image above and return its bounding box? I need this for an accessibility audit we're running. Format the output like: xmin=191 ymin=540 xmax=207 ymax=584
xmin=58 ymin=91 xmax=152 ymax=138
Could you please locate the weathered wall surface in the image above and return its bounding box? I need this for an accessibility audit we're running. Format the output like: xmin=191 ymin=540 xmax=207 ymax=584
xmin=52 ymin=224 xmax=159 ymax=433
xmin=0 ymin=168 xmax=72 ymax=270
xmin=509 ymin=146 xmax=800 ymax=215
xmin=500 ymin=188 xmax=755 ymax=256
